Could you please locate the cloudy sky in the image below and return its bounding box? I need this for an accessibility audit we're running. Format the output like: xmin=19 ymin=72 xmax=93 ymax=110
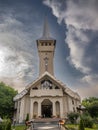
xmin=0 ymin=0 xmax=98 ymax=99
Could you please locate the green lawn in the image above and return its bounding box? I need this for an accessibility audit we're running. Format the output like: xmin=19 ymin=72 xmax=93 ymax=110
xmin=12 ymin=125 xmax=26 ymax=130
xmin=65 ymin=124 xmax=98 ymax=130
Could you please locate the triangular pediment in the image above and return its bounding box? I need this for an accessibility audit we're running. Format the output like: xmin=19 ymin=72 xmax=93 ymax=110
xmin=14 ymin=72 xmax=80 ymax=101
xmin=26 ymin=72 xmax=65 ymax=90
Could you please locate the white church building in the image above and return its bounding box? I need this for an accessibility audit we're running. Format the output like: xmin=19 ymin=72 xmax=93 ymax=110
xmin=13 ymin=20 xmax=81 ymax=123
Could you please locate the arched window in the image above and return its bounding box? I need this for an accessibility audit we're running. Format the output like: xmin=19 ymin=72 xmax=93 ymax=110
xmin=45 ymin=43 xmax=47 ymax=46
xmin=55 ymin=86 xmax=60 ymax=89
xmin=33 ymin=102 xmax=38 ymax=118
xmin=49 ymin=43 xmax=51 ymax=46
xmin=32 ymin=87 xmax=38 ymax=90
xmin=72 ymin=100 xmax=74 ymax=105
xmin=55 ymin=101 xmax=60 ymax=117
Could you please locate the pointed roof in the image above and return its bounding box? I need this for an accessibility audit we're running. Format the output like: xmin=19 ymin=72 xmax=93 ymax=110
xmin=38 ymin=18 xmax=54 ymax=40
xmin=14 ymin=72 xmax=80 ymax=101
xmin=43 ymin=17 xmax=50 ymax=39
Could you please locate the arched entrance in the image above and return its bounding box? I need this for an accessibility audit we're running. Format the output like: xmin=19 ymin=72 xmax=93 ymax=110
xmin=41 ymin=99 xmax=52 ymax=118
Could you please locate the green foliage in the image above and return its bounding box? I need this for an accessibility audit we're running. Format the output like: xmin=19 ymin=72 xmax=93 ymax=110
xmin=66 ymin=124 xmax=78 ymax=130
xmin=82 ymin=97 xmax=98 ymax=107
xmin=12 ymin=125 xmax=26 ymax=130
xmin=6 ymin=119 xmax=11 ymax=130
xmin=82 ymin=97 xmax=98 ymax=118
xmin=93 ymin=117 xmax=98 ymax=124
xmin=67 ymin=112 xmax=80 ymax=124
xmin=0 ymin=119 xmax=7 ymax=130
xmin=25 ymin=113 xmax=29 ymax=121
xmin=88 ymin=103 xmax=98 ymax=117
xmin=0 ymin=119 xmax=11 ymax=130
xmin=0 ymin=82 xmax=18 ymax=119
xmin=81 ymin=113 xmax=93 ymax=128
xmin=79 ymin=118 xmax=85 ymax=130
xmin=0 ymin=123 xmax=3 ymax=130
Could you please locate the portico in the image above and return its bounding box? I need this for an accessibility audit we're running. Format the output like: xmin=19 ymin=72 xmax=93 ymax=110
xmin=29 ymin=96 xmax=62 ymax=119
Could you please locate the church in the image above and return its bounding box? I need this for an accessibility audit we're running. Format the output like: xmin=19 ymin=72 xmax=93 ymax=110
xmin=13 ymin=19 xmax=81 ymax=123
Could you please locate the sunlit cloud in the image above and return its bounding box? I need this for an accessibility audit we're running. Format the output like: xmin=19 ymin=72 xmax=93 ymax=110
xmin=0 ymin=7 xmax=40 ymax=91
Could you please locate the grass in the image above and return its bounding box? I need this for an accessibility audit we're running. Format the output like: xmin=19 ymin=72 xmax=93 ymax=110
xmin=12 ymin=125 xmax=26 ymax=130
xmin=65 ymin=124 xmax=98 ymax=130
xmin=85 ymin=124 xmax=98 ymax=130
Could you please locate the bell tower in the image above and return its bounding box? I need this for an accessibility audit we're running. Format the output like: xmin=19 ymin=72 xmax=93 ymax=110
xmin=36 ymin=19 xmax=56 ymax=76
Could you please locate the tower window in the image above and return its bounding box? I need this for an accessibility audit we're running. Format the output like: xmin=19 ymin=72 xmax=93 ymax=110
xmin=45 ymin=43 xmax=47 ymax=46
xmin=32 ymin=87 xmax=38 ymax=90
xmin=55 ymin=86 xmax=60 ymax=89
xmin=41 ymin=43 xmax=44 ymax=46
xmin=49 ymin=43 xmax=51 ymax=46
xmin=49 ymin=86 xmax=52 ymax=89
xmin=72 ymin=100 xmax=74 ymax=105
xmin=73 ymin=107 xmax=75 ymax=112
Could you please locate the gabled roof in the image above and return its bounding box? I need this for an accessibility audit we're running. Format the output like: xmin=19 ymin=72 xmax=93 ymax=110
xmin=14 ymin=71 xmax=80 ymax=101
xmin=13 ymin=89 xmax=28 ymax=101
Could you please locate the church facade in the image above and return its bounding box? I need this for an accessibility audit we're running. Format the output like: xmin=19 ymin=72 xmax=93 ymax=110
xmin=13 ymin=20 xmax=81 ymax=123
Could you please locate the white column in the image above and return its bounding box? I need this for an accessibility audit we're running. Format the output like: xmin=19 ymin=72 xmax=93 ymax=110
xmin=30 ymin=98 xmax=33 ymax=119
xmin=53 ymin=101 xmax=56 ymax=116
xmin=60 ymin=99 xmax=63 ymax=118
xmin=38 ymin=100 xmax=41 ymax=117
xmin=19 ymin=98 xmax=25 ymax=123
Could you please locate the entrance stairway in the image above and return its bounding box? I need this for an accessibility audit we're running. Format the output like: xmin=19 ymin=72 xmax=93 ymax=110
xmin=32 ymin=118 xmax=62 ymax=123
xmin=27 ymin=118 xmax=66 ymax=130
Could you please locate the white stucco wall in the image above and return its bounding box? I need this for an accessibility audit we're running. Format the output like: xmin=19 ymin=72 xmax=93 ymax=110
xmin=30 ymin=89 xmax=63 ymax=97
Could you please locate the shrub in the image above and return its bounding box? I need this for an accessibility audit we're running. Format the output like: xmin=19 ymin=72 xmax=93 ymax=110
xmin=6 ymin=119 xmax=11 ymax=130
xmin=1 ymin=119 xmax=7 ymax=130
xmin=0 ymin=124 xmax=3 ymax=130
xmin=81 ymin=114 xmax=93 ymax=128
xmin=25 ymin=113 xmax=29 ymax=121
xmin=79 ymin=118 xmax=85 ymax=130
xmin=93 ymin=117 xmax=98 ymax=124
xmin=67 ymin=112 xmax=80 ymax=124
xmin=0 ymin=119 xmax=11 ymax=130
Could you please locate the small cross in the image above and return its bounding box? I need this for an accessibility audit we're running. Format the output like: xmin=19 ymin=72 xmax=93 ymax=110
xmin=44 ymin=57 xmax=49 ymax=71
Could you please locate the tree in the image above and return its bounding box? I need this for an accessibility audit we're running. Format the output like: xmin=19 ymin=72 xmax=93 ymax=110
xmin=0 ymin=82 xmax=17 ymax=119
xmin=82 ymin=97 xmax=98 ymax=118
xmin=79 ymin=118 xmax=85 ymax=130
xmin=82 ymin=97 xmax=98 ymax=107
xmin=88 ymin=102 xmax=98 ymax=117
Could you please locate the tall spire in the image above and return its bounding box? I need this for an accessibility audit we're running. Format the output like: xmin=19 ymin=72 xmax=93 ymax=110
xmin=42 ymin=17 xmax=50 ymax=39
xmin=36 ymin=17 xmax=56 ymax=76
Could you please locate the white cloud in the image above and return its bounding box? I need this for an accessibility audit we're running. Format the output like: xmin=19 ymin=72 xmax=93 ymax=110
xmin=0 ymin=13 xmax=39 ymax=90
xmin=43 ymin=0 xmax=98 ymax=97
xmin=77 ymin=85 xmax=98 ymax=99
xmin=66 ymin=26 xmax=90 ymax=73
xmin=65 ymin=0 xmax=98 ymax=30
xmin=82 ymin=74 xmax=98 ymax=86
